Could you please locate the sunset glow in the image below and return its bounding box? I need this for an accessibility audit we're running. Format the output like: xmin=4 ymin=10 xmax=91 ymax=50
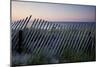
xmin=12 ymin=1 xmax=96 ymax=22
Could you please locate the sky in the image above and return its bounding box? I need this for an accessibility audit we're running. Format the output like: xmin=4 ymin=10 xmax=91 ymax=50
xmin=12 ymin=1 xmax=96 ymax=22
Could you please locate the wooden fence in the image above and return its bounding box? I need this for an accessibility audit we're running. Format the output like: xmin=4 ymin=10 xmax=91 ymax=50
xmin=11 ymin=15 xmax=96 ymax=65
